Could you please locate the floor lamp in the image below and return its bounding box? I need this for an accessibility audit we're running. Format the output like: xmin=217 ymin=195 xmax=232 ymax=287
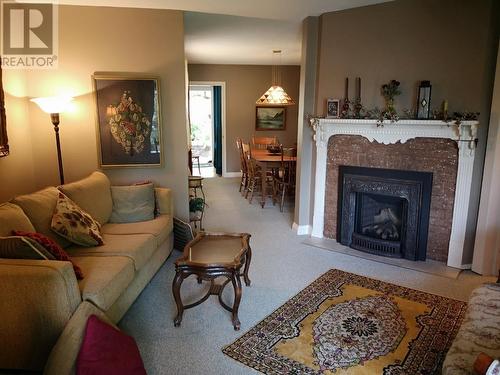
xmin=31 ymin=96 xmax=74 ymax=185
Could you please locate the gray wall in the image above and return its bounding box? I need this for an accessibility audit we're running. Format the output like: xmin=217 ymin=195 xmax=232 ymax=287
xmin=313 ymin=0 xmax=499 ymax=263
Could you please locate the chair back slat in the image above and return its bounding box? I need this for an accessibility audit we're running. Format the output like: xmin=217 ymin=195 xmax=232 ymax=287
xmin=252 ymin=136 xmax=278 ymax=149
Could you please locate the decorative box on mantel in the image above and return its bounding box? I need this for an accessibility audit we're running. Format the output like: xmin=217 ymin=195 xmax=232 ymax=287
xmin=309 ymin=118 xmax=478 ymax=269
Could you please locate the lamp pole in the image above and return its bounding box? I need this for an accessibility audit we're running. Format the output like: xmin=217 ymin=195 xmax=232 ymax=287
xmin=50 ymin=113 xmax=64 ymax=185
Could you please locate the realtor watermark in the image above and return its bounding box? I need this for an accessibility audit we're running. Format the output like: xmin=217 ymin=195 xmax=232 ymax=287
xmin=1 ymin=1 xmax=58 ymax=69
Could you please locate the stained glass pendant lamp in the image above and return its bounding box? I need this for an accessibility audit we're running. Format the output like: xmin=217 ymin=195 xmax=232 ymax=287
xmin=256 ymin=50 xmax=295 ymax=105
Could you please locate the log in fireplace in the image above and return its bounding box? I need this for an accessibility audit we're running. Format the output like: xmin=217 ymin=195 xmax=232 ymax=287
xmin=338 ymin=166 xmax=433 ymax=261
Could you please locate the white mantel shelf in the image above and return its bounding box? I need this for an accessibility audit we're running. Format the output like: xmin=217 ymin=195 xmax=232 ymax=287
xmin=309 ymin=118 xmax=479 ymax=269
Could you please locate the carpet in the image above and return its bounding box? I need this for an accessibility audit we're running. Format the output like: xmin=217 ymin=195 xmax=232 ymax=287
xmin=223 ymin=269 xmax=467 ymax=374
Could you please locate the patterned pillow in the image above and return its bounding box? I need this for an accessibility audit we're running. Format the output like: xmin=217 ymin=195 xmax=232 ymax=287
xmin=51 ymin=192 xmax=104 ymax=247
xmin=13 ymin=230 xmax=84 ymax=279
xmin=0 ymin=236 xmax=55 ymax=260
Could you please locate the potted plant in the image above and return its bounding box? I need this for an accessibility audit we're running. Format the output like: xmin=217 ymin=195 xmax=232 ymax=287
xmin=189 ymin=197 xmax=205 ymax=221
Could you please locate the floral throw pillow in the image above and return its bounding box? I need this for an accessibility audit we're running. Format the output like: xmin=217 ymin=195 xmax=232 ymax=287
xmin=12 ymin=230 xmax=84 ymax=279
xmin=51 ymin=192 xmax=104 ymax=247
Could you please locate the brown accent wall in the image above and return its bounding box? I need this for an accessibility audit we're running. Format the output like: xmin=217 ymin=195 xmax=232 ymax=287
xmin=324 ymin=135 xmax=458 ymax=262
xmin=188 ymin=64 xmax=300 ymax=173
xmin=316 ymin=0 xmax=499 ymax=263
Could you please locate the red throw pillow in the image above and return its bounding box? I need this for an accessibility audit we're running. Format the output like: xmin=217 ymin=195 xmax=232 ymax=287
xmin=77 ymin=315 xmax=147 ymax=375
xmin=12 ymin=230 xmax=84 ymax=279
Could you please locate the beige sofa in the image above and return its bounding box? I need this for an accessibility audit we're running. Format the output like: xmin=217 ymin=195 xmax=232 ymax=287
xmin=0 ymin=172 xmax=174 ymax=371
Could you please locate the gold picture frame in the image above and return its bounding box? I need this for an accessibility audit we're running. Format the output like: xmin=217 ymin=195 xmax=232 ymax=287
xmin=92 ymin=72 xmax=163 ymax=168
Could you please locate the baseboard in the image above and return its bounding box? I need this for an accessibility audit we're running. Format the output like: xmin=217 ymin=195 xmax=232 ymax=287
xmin=223 ymin=172 xmax=241 ymax=178
xmin=292 ymin=222 xmax=312 ymax=235
xmin=448 ymin=263 xmax=472 ymax=270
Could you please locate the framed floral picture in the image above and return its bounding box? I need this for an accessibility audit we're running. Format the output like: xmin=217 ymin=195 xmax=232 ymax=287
xmin=92 ymin=73 xmax=162 ymax=167
xmin=255 ymin=106 xmax=286 ymax=131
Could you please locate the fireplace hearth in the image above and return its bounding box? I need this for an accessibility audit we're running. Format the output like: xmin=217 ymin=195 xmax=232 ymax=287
xmin=338 ymin=166 xmax=433 ymax=261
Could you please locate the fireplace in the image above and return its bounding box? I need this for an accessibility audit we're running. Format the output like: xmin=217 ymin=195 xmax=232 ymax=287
xmin=338 ymin=166 xmax=433 ymax=261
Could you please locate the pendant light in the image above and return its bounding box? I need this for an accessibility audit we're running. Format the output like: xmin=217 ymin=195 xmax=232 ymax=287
xmin=256 ymin=50 xmax=295 ymax=105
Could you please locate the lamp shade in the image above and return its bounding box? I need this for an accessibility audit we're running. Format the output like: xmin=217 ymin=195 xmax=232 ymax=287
xmin=30 ymin=96 xmax=73 ymax=114
xmin=256 ymin=85 xmax=295 ymax=105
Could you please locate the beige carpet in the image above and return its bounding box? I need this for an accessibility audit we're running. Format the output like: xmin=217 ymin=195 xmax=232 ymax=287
xmin=119 ymin=177 xmax=495 ymax=375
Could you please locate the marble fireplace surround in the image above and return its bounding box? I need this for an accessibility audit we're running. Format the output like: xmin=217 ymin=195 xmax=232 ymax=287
xmin=310 ymin=119 xmax=478 ymax=269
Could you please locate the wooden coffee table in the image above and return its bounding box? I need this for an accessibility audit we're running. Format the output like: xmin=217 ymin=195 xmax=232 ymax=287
xmin=172 ymin=232 xmax=252 ymax=330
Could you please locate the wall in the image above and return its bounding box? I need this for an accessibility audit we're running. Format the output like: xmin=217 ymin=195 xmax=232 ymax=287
xmin=188 ymin=64 xmax=300 ymax=173
xmin=473 ymin=41 xmax=500 ymax=275
xmin=18 ymin=6 xmax=189 ymax=218
xmin=314 ymin=0 xmax=499 ymax=264
xmin=0 ymin=70 xmax=37 ymax=202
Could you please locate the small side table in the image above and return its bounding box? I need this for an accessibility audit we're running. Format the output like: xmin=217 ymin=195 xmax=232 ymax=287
xmin=172 ymin=232 xmax=252 ymax=330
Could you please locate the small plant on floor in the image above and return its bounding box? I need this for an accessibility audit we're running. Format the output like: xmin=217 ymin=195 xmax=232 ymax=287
xmin=189 ymin=197 xmax=205 ymax=220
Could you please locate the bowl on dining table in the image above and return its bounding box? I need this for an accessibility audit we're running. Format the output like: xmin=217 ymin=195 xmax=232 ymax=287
xmin=267 ymin=144 xmax=281 ymax=154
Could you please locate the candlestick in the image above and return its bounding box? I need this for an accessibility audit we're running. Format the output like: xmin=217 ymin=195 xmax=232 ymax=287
xmin=344 ymin=77 xmax=349 ymax=99
xmin=356 ymin=77 xmax=361 ymax=101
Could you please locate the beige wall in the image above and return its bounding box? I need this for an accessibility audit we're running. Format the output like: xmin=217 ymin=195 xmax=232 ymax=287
xmin=188 ymin=64 xmax=300 ymax=173
xmin=2 ymin=6 xmax=189 ymax=218
xmin=315 ymin=0 xmax=499 ymax=263
xmin=0 ymin=71 xmax=37 ymax=202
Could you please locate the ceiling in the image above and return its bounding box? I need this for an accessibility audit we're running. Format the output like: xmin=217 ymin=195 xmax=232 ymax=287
xmin=43 ymin=0 xmax=393 ymax=65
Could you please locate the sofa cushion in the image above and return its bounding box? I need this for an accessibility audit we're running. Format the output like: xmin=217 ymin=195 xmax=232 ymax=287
xmin=13 ymin=230 xmax=84 ymax=279
xmin=0 ymin=203 xmax=36 ymax=236
xmin=109 ymin=183 xmax=155 ymax=223
xmin=59 ymin=171 xmax=113 ymax=225
xmin=0 ymin=236 xmax=55 ymax=260
xmin=72 ymin=256 xmax=134 ymax=311
xmin=442 ymin=283 xmax=500 ymax=375
xmin=76 ymin=315 xmax=146 ymax=375
xmin=101 ymin=214 xmax=173 ymax=247
xmin=51 ymin=192 xmax=104 ymax=247
xmin=11 ymin=187 xmax=71 ymax=248
xmin=66 ymin=233 xmax=156 ymax=271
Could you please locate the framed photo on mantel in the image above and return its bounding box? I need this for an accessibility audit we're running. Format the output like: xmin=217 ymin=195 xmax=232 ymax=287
xmin=326 ymin=98 xmax=340 ymax=118
xmin=92 ymin=73 xmax=162 ymax=168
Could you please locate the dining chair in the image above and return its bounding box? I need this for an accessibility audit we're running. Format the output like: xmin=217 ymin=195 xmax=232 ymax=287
xmin=242 ymin=143 xmax=260 ymax=202
xmin=236 ymin=138 xmax=248 ymax=194
xmin=252 ymin=136 xmax=279 ymax=150
xmin=272 ymin=146 xmax=297 ymax=212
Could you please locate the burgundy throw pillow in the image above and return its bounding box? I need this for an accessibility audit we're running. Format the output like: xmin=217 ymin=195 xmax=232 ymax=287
xmin=12 ymin=230 xmax=84 ymax=280
xmin=77 ymin=315 xmax=147 ymax=375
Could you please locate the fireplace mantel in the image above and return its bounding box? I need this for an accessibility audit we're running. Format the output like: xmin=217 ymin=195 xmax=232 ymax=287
xmin=309 ymin=118 xmax=479 ymax=269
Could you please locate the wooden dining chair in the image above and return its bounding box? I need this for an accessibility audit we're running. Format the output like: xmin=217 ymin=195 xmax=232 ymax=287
xmin=236 ymin=138 xmax=248 ymax=194
xmin=273 ymin=146 xmax=297 ymax=212
xmin=242 ymin=143 xmax=260 ymax=202
xmin=252 ymin=136 xmax=279 ymax=149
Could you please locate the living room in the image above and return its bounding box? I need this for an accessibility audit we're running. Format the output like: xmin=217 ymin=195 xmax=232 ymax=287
xmin=0 ymin=0 xmax=499 ymax=374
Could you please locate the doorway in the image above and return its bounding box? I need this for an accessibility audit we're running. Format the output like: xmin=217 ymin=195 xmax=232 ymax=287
xmin=189 ymin=82 xmax=226 ymax=178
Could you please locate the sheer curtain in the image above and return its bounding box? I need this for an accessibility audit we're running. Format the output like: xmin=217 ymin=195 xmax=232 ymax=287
xmin=0 ymin=63 xmax=8 ymax=157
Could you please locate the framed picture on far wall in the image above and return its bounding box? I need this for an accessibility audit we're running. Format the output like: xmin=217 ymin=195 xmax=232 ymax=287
xmin=326 ymin=98 xmax=340 ymax=118
xmin=255 ymin=106 xmax=286 ymax=131
xmin=92 ymin=73 xmax=162 ymax=168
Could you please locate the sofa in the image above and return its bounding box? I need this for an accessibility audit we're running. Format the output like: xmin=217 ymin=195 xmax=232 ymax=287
xmin=443 ymin=283 xmax=500 ymax=374
xmin=0 ymin=171 xmax=174 ymax=371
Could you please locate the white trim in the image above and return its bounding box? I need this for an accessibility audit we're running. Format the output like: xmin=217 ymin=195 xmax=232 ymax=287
xmin=223 ymin=172 xmax=241 ymax=178
xmin=293 ymin=222 xmax=312 ymax=235
xmin=189 ymin=81 xmax=228 ymax=176
xmin=309 ymin=118 xmax=479 ymax=269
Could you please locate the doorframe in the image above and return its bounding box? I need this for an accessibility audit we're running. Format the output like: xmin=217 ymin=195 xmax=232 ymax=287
xmin=189 ymin=81 xmax=235 ymax=177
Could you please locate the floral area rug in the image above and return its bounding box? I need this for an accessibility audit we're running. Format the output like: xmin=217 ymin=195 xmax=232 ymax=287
xmin=223 ymin=269 xmax=467 ymax=374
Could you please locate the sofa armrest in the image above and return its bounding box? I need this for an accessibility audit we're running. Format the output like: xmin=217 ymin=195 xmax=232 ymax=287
xmin=0 ymin=259 xmax=82 ymax=371
xmin=155 ymin=187 xmax=174 ymax=216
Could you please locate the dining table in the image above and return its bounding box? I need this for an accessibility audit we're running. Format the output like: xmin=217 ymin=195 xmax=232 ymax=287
xmin=251 ymin=148 xmax=297 ymax=208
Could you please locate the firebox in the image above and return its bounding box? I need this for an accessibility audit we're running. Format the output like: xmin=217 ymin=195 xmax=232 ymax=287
xmin=338 ymin=166 xmax=433 ymax=261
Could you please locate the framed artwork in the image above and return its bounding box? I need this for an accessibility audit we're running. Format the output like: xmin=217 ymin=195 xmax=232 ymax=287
xmin=92 ymin=73 xmax=162 ymax=168
xmin=326 ymin=98 xmax=340 ymax=118
xmin=255 ymin=106 xmax=286 ymax=131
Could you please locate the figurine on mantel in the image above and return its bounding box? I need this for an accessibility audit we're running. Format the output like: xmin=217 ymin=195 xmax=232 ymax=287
xmin=381 ymin=80 xmax=401 ymax=123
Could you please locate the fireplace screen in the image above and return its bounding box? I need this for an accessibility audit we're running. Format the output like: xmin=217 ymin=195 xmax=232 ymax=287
xmin=338 ymin=166 xmax=432 ymax=261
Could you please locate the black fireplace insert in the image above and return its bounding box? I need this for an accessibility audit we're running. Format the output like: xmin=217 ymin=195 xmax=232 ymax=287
xmin=338 ymin=166 xmax=433 ymax=261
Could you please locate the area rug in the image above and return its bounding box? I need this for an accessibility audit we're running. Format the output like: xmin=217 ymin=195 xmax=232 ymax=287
xmin=223 ymin=269 xmax=467 ymax=374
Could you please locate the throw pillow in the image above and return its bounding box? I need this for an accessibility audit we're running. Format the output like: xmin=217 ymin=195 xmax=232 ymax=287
xmin=12 ymin=230 xmax=84 ymax=279
xmin=51 ymin=192 xmax=104 ymax=247
xmin=76 ymin=314 xmax=147 ymax=375
xmin=109 ymin=183 xmax=155 ymax=223
xmin=0 ymin=236 xmax=55 ymax=260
